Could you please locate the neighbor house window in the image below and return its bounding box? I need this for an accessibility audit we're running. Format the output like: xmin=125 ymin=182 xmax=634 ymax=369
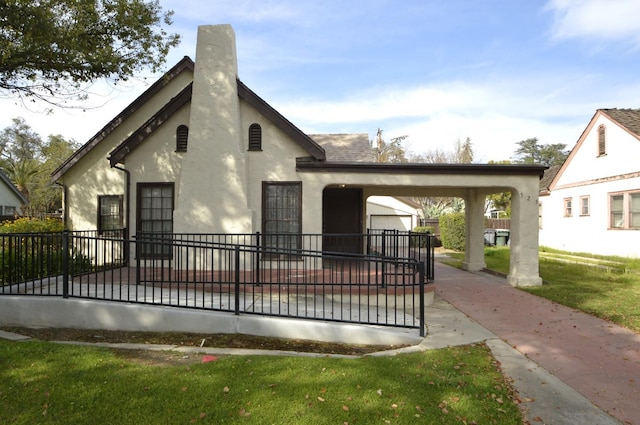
xmin=610 ymin=194 xmax=624 ymax=228
xmin=597 ymin=125 xmax=606 ymax=156
xmin=262 ymin=182 xmax=301 ymax=254
xmin=98 ymin=195 xmax=123 ymax=234
xmin=580 ymin=196 xmax=590 ymax=216
xmin=248 ymin=123 xmax=262 ymax=151
xmin=564 ymin=198 xmax=572 ymax=217
xmin=631 ymin=193 xmax=640 ymax=228
xmin=138 ymin=183 xmax=174 ymax=258
xmin=176 ymin=125 xmax=189 ymax=152
xmin=4 ymin=206 xmax=16 ymax=215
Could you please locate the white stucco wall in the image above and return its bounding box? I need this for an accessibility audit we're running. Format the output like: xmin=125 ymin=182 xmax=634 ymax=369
xmin=539 ymin=114 xmax=640 ymax=258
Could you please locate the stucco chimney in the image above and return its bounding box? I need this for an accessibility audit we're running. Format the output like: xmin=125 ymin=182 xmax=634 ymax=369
xmin=174 ymin=24 xmax=251 ymax=234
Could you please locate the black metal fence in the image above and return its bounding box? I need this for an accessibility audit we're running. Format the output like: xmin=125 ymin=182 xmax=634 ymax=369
xmin=1 ymin=230 xmax=435 ymax=335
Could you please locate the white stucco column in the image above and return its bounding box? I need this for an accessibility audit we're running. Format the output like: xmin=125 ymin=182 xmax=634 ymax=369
xmin=508 ymin=184 xmax=543 ymax=286
xmin=463 ymin=189 xmax=486 ymax=271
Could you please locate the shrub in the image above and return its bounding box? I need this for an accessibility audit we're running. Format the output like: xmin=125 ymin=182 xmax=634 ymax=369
xmin=411 ymin=226 xmax=442 ymax=248
xmin=440 ymin=212 xmax=465 ymax=251
xmin=0 ymin=217 xmax=64 ymax=234
xmin=0 ymin=218 xmax=90 ymax=285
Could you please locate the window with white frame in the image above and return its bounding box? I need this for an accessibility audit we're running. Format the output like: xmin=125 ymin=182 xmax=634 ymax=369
xmin=564 ymin=197 xmax=572 ymax=217
xmin=609 ymin=191 xmax=640 ymax=229
xmin=580 ymin=196 xmax=590 ymax=216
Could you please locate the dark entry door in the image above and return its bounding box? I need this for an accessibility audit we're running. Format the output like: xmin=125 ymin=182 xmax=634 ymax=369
xmin=322 ymin=187 xmax=363 ymax=254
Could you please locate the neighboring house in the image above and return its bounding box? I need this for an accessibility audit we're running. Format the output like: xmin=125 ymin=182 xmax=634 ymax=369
xmin=366 ymin=196 xmax=423 ymax=231
xmin=0 ymin=169 xmax=26 ymax=218
xmin=539 ymin=109 xmax=640 ymax=257
xmin=52 ymin=24 xmax=546 ymax=286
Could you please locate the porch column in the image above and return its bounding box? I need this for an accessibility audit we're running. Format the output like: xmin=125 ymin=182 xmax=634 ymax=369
xmin=508 ymin=183 xmax=543 ymax=286
xmin=463 ymin=189 xmax=486 ymax=271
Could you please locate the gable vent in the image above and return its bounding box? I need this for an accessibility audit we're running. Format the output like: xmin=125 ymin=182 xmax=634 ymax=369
xmin=176 ymin=125 xmax=189 ymax=152
xmin=248 ymin=123 xmax=262 ymax=151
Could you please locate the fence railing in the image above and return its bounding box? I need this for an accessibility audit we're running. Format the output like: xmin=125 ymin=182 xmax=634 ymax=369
xmin=1 ymin=230 xmax=435 ymax=335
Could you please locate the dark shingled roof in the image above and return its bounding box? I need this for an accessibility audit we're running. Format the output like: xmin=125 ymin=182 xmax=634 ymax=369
xmin=310 ymin=134 xmax=375 ymax=162
xmin=539 ymin=164 xmax=561 ymax=194
xmin=600 ymin=108 xmax=640 ymax=138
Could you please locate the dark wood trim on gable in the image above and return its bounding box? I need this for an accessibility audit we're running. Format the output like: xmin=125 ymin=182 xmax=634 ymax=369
xmin=296 ymin=160 xmax=547 ymax=177
xmin=108 ymin=83 xmax=193 ymax=166
xmin=51 ymin=57 xmax=195 ymax=182
xmin=237 ymin=79 xmax=326 ymax=161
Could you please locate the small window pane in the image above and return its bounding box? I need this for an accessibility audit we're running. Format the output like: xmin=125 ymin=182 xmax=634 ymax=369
xmin=611 ymin=195 xmax=624 ymax=228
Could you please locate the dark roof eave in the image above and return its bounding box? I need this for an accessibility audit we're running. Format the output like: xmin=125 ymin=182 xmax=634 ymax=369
xmin=51 ymin=56 xmax=195 ymax=182
xmin=296 ymin=160 xmax=548 ymax=177
xmin=237 ymin=79 xmax=325 ymax=161
xmin=108 ymin=83 xmax=193 ymax=166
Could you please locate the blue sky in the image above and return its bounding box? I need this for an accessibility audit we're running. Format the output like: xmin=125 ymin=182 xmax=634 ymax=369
xmin=2 ymin=0 xmax=640 ymax=162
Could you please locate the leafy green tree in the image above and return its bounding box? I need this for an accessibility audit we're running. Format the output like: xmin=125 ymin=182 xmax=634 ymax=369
xmin=513 ymin=137 xmax=568 ymax=166
xmin=0 ymin=118 xmax=78 ymax=215
xmin=485 ymin=160 xmax=512 ymax=217
xmin=0 ymin=0 xmax=180 ymax=106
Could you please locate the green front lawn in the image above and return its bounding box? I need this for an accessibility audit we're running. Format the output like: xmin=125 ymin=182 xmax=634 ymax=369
xmin=445 ymin=247 xmax=640 ymax=333
xmin=0 ymin=340 xmax=522 ymax=424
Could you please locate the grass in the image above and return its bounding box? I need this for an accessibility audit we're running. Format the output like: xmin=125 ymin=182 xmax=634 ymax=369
xmin=445 ymin=247 xmax=640 ymax=333
xmin=0 ymin=340 xmax=522 ymax=425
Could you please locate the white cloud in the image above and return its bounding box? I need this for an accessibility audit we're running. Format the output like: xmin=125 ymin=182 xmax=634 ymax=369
xmin=546 ymin=0 xmax=640 ymax=45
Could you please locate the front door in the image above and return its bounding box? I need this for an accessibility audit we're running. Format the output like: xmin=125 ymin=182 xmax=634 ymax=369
xmin=322 ymin=187 xmax=363 ymax=254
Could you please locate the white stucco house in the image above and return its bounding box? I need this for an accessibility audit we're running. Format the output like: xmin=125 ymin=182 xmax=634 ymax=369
xmin=52 ymin=24 xmax=546 ymax=286
xmin=0 ymin=170 xmax=26 ymax=217
xmin=539 ymin=109 xmax=640 ymax=258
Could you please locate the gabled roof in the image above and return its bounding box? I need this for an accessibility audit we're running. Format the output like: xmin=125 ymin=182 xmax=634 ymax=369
xmin=310 ymin=134 xmax=373 ymax=162
xmin=237 ymin=81 xmax=325 ymax=161
xmin=109 ymin=83 xmax=193 ymax=166
xmin=55 ymin=55 xmax=328 ymax=172
xmin=600 ymin=108 xmax=640 ymax=140
xmin=548 ymin=108 xmax=640 ymax=191
xmin=0 ymin=169 xmax=27 ymax=204
xmin=51 ymin=56 xmax=195 ymax=181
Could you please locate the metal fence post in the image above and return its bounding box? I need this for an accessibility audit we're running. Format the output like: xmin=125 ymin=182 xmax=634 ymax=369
xmin=62 ymin=230 xmax=69 ymax=298
xmin=255 ymin=231 xmax=261 ymax=287
xmin=235 ymin=245 xmax=240 ymax=315
xmin=418 ymin=261 xmax=425 ymax=337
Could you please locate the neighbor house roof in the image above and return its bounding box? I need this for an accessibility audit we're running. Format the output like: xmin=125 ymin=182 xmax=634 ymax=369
xmin=547 ymin=108 xmax=640 ymax=191
xmin=0 ymin=169 xmax=27 ymax=204
xmin=600 ymin=108 xmax=640 ymax=139
xmin=310 ymin=134 xmax=374 ymax=162
xmin=539 ymin=164 xmax=561 ymax=196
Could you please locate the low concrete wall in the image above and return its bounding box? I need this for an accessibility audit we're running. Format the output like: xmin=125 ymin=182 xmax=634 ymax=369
xmin=0 ymin=297 xmax=424 ymax=346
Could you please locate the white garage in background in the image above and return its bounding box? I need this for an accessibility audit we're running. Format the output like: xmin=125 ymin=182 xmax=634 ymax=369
xmin=367 ymin=196 xmax=423 ymax=231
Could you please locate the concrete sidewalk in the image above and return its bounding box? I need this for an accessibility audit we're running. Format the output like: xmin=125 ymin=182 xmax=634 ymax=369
xmin=433 ymin=261 xmax=638 ymax=425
